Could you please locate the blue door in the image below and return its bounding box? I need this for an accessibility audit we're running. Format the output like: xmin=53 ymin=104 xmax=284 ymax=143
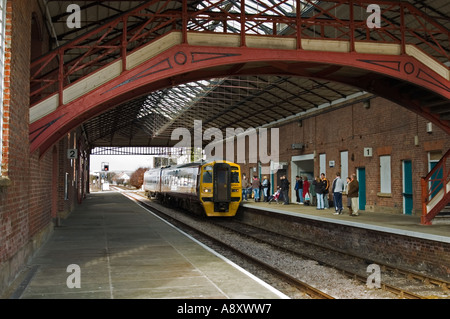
xmin=429 ymin=161 xmax=443 ymax=199
xmin=403 ymin=160 xmax=413 ymax=215
xmin=357 ymin=168 xmax=366 ymax=211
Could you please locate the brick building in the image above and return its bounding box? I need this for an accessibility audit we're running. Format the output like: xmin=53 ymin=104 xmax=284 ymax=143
xmin=236 ymin=95 xmax=449 ymax=215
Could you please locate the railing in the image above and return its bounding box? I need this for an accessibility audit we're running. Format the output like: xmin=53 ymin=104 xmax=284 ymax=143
xmin=90 ymin=146 xmax=188 ymax=156
xmin=30 ymin=0 xmax=450 ymax=106
xmin=421 ymin=148 xmax=450 ymax=225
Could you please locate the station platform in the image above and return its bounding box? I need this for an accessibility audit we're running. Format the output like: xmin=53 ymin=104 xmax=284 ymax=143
xmin=7 ymin=192 xmax=287 ymax=299
xmin=243 ymin=200 xmax=450 ymax=243
xmin=242 ymin=201 xmax=450 ymax=243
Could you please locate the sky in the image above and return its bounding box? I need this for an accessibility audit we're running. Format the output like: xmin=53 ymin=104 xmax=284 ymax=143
xmin=89 ymin=155 xmax=154 ymax=173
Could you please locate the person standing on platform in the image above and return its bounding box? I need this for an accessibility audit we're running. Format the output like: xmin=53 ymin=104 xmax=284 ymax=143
xmin=310 ymin=177 xmax=317 ymax=207
xmin=321 ymin=173 xmax=330 ymax=209
xmin=347 ymin=174 xmax=360 ymax=216
xmin=294 ymin=176 xmax=303 ymax=204
xmin=262 ymin=176 xmax=270 ymax=202
xmin=252 ymin=176 xmax=261 ymax=202
xmin=332 ymin=172 xmax=344 ymax=215
xmin=344 ymin=176 xmax=352 ymax=213
xmin=280 ymin=175 xmax=290 ymax=205
xmin=241 ymin=174 xmax=249 ymax=201
xmin=315 ymin=176 xmax=325 ymax=210
xmin=303 ymin=176 xmax=310 ymax=205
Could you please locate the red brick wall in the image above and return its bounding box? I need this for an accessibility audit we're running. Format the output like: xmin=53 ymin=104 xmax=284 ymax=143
xmin=0 ymin=0 xmax=82 ymax=295
xmin=0 ymin=0 xmax=32 ymax=293
xmin=0 ymin=0 xmax=32 ymax=259
xmin=29 ymin=151 xmax=53 ymax=237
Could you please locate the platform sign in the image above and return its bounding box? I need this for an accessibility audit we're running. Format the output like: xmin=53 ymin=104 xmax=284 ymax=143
xmin=364 ymin=148 xmax=373 ymax=157
xmin=67 ymin=149 xmax=78 ymax=159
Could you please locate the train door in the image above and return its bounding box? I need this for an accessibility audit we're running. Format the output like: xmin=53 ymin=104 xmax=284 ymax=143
xmin=213 ymin=163 xmax=231 ymax=210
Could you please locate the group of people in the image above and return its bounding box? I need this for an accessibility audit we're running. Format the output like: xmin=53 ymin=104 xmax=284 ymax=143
xmin=325 ymin=172 xmax=360 ymax=216
xmin=294 ymin=172 xmax=360 ymax=216
xmin=241 ymin=174 xmax=271 ymax=202
xmin=241 ymin=172 xmax=360 ymax=216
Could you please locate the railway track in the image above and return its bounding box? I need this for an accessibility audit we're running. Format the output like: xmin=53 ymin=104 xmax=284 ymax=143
xmin=211 ymin=218 xmax=450 ymax=299
xmin=119 ymin=189 xmax=449 ymax=299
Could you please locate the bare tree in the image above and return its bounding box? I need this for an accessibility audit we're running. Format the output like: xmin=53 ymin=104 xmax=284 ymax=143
xmin=130 ymin=167 xmax=148 ymax=189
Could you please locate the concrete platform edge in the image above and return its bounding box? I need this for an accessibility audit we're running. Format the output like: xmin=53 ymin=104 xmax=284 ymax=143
xmin=243 ymin=204 xmax=450 ymax=244
xmin=127 ymin=196 xmax=290 ymax=299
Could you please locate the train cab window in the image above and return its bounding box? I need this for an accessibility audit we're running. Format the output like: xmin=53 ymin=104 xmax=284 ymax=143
xmin=231 ymin=170 xmax=240 ymax=184
xmin=202 ymin=166 xmax=213 ymax=183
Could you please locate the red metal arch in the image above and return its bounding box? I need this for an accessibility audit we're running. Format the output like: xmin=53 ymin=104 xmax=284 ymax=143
xmin=30 ymin=44 xmax=450 ymax=155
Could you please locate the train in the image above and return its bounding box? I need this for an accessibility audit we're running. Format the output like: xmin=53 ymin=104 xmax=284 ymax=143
xmin=143 ymin=160 xmax=242 ymax=217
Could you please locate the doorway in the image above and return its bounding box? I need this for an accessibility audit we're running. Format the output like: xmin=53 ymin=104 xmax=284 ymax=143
xmin=291 ymin=154 xmax=314 ymax=202
xmin=402 ymin=160 xmax=413 ymax=215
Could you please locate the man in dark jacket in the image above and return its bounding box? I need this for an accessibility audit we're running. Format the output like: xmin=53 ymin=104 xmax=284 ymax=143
xmin=347 ymin=174 xmax=359 ymax=216
xmin=321 ymin=173 xmax=330 ymax=209
xmin=280 ymin=175 xmax=290 ymax=205
xmin=315 ymin=176 xmax=325 ymax=209
xmin=294 ymin=176 xmax=303 ymax=204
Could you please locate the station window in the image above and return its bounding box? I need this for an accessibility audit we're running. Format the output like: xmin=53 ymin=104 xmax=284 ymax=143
xmin=319 ymin=153 xmax=326 ymax=175
xmin=379 ymin=155 xmax=392 ymax=194
xmin=340 ymin=151 xmax=348 ymax=180
xmin=0 ymin=0 xmax=7 ymax=174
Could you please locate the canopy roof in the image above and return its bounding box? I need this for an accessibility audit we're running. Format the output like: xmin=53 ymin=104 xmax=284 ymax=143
xmin=38 ymin=0 xmax=450 ymax=149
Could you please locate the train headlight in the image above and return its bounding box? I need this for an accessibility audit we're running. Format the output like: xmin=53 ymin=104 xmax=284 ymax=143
xmin=231 ymin=189 xmax=239 ymax=192
xmin=203 ymin=188 xmax=212 ymax=193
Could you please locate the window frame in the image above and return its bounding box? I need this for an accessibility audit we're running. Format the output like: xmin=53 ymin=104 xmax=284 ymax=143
xmin=379 ymin=155 xmax=392 ymax=194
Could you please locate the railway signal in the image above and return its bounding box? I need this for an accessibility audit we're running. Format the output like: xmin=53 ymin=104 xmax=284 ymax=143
xmin=102 ymin=162 xmax=109 ymax=172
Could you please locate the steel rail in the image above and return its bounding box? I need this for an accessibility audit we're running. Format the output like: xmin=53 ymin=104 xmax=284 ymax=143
xmin=240 ymin=207 xmax=450 ymax=292
xmin=211 ymin=219 xmax=429 ymax=299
